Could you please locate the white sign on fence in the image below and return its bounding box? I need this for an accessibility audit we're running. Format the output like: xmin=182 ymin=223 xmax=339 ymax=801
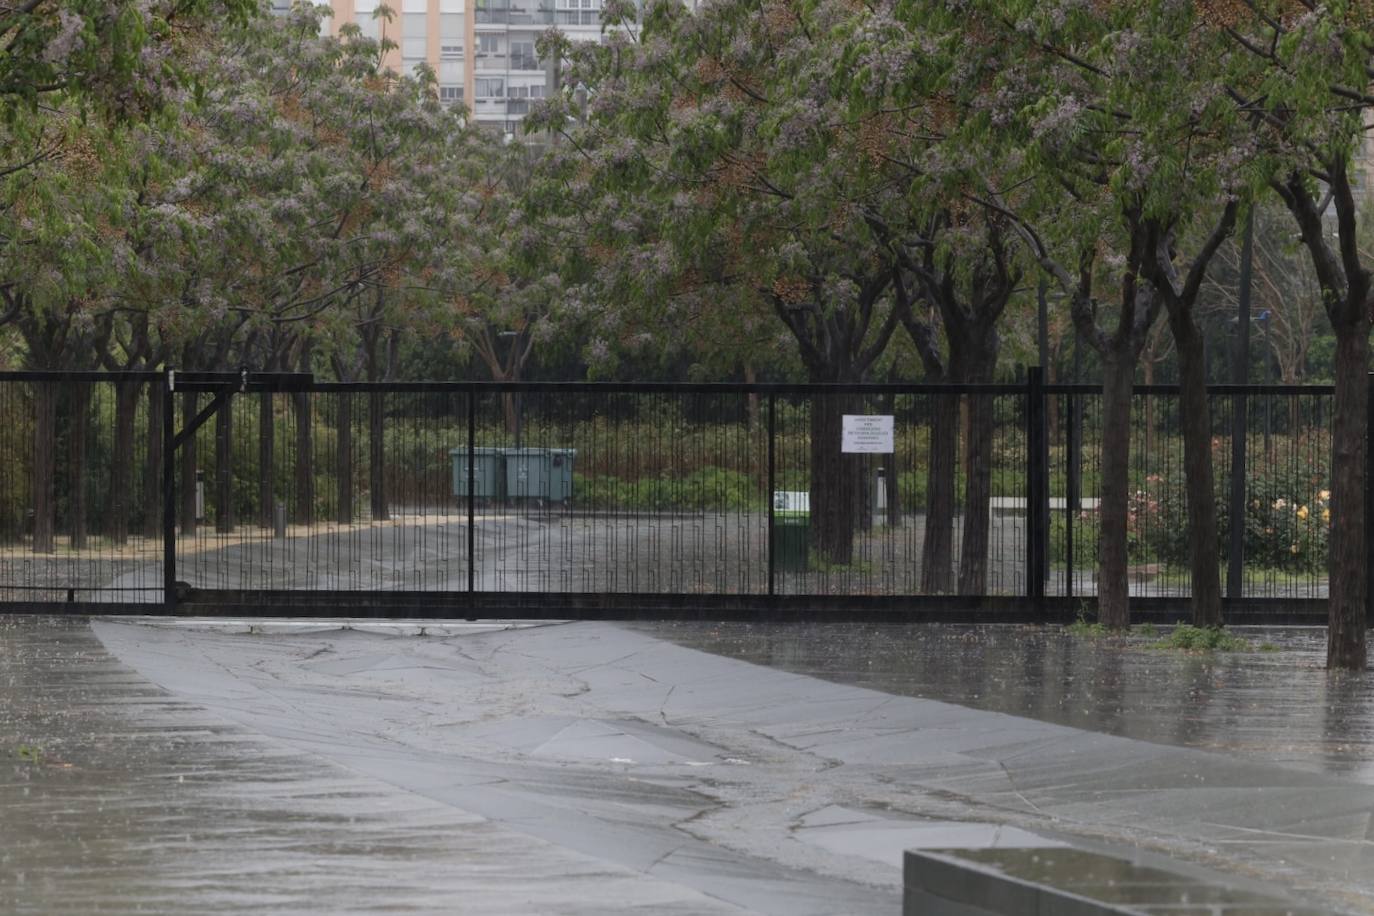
xmin=841 ymin=414 xmax=894 ymax=453
xmin=773 ymin=491 xmax=810 ymax=512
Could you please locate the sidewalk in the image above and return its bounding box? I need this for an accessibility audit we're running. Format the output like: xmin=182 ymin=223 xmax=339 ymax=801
xmin=5 ymin=616 xmax=1371 ymax=913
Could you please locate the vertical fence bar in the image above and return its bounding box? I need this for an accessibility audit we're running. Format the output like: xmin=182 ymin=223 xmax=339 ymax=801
xmin=467 ymin=386 xmax=476 ymax=599
xmin=162 ymin=369 xmax=176 ymax=612
xmin=1366 ymin=373 xmax=1373 ymax=627
xmin=1065 ymin=390 xmax=1078 ymax=599
xmin=1228 ymin=388 xmax=1248 ymax=603
xmin=1026 ymin=367 xmax=1048 ymax=613
xmin=767 ymin=391 xmax=776 ymax=597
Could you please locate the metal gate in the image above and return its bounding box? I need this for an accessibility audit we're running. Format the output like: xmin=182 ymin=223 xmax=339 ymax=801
xmin=0 ymin=370 xmax=1338 ymax=623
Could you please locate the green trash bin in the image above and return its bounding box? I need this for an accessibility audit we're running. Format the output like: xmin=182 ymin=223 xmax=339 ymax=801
xmin=450 ymin=447 xmax=507 ymax=503
xmin=505 ymin=448 xmax=576 ymax=505
xmin=772 ymin=509 xmax=810 ymax=571
xmin=547 ymin=448 xmax=576 ymax=505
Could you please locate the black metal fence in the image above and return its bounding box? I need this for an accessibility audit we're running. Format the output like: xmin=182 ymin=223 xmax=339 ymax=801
xmin=0 ymin=370 xmax=1347 ymax=621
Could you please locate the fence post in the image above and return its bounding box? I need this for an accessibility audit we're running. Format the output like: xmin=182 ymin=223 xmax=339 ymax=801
xmin=1064 ymin=390 xmax=1075 ymax=599
xmin=767 ymin=391 xmax=776 ymax=597
xmin=467 ymin=387 xmax=476 ymax=599
xmin=162 ymin=368 xmax=176 ymax=613
xmin=1366 ymin=372 xmax=1373 ymax=628
xmin=1228 ymin=390 xmax=1248 ymax=606
xmin=1026 ymin=366 xmax=1048 ymax=615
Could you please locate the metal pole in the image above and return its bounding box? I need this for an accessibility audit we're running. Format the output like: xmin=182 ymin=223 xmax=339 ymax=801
xmin=1026 ymin=366 xmax=1048 ymax=613
xmin=1228 ymin=211 xmax=1253 ymax=603
xmin=1036 ymin=278 xmax=1050 ymax=371
xmin=1065 ymin=388 xmax=1076 ymax=599
xmin=162 ymin=368 xmax=177 ymax=613
xmin=1069 ymin=339 xmax=1083 ymax=512
xmin=767 ymin=392 xmax=776 ymax=597
xmin=1366 ymin=372 xmax=1373 ymax=627
xmin=467 ymin=388 xmax=476 ymax=598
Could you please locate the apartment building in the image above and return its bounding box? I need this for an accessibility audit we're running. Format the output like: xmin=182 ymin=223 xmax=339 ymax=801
xmin=307 ymin=0 xmax=606 ymax=136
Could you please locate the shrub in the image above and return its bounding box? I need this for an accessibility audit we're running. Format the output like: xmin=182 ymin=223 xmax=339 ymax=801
xmin=1154 ymin=625 xmax=1251 ymax=652
xmin=574 ymin=466 xmax=763 ymax=512
xmin=1125 ymin=433 xmax=1330 ymax=573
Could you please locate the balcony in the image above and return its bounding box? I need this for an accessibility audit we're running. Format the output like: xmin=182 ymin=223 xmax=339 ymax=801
xmin=473 ymin=4 xmax=605 ymax=26
xmin=553 ymin=9 xmax=601 ymax=25
xmin=475 ymin=5 xmax=555 ymax=24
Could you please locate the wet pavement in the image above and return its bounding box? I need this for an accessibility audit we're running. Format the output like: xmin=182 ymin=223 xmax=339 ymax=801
xmin=638 ymin=622 xmax=1374 ymax=783
xmin=0 ymin=618 xmax=746 ymax=914
xmin=4 ymin=616 xmax=1373 ymax=914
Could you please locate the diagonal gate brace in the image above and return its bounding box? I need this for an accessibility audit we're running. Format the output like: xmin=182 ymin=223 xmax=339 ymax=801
xmin=163 ymin=368 xmax=250 ymax=611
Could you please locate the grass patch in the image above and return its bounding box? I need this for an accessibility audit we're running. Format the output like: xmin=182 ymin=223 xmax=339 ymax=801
xmin=15 ymin=744 xmax=42 ymax=763
xmin=1153 ymin=624 xmax=1252 ymax=653
xmin=1066 ymin=607 xmax=1109 ymax=638
xmin=807 ymin=553 xmax=876 ymax=575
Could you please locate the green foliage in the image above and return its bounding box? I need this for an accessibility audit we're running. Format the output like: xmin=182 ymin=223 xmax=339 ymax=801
xmin=1154 ymin=625 xmax=1252 ymax=653
xmin=575 ymin=466 xmax=761 ymax=512
xmin=0 ymin=0 xmax=255 ymax=123
xmin=1131 ymin=434 xmax=1330 ymax=572
xmin=1067 ymin=616 xmax=1108 ymax=639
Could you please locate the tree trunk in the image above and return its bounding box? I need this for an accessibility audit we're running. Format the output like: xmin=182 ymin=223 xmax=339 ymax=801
xmin=109 ymin=381 xmax=141 ymax=545
xmin=67 ymin=382 xmax=91 ymax=550
xmin=744 ymin=363 xmax=760 ymax=440
xmin=1097 ymin=353 xmax=1135 ymax=629
xmin=143 ymin=382 xmax=163 ymax=540
xmin=958 ymin=389 xmax=995 ymax=595
xmin=921 ymin=392 xmax=957 ymax=593
xmin=214 ymin=396 xmax=234 ymax=533
xmin=258 ymin=393 xmax=274 ymax=527
xmin=1169 ymin=307 xmax=1223 ymax=627
xmin=180 ymin=392 xmax=198 ymax=536
xmin=31 ymin=382 xmax=57 ymax=553
xmin=809 ymin=394 xmax=860 ymax=564
xmin=501 ymin=391 xmax=519 ymax=438
xmin=369 ymin=389 xmax=389 ymax=521
xmin=1326 ymin=324 xmax=1369 ymax=670
xmin=292 ymin=390 xmax=314 ymax=525
xmin=336 ymin=391 xmax=353 ymax=525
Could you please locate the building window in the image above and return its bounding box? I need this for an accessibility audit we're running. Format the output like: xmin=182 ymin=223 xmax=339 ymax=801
xmin=476 ymin=78 xmax=504 ymax=97
xmin=510 ymin=40 xmax=539 ymax=70
xmin=478 ymin=34 xmax=501 ymax=55
xmin=441 ymin=44 xmax=463 ymax=58
xmin=440 ymin=86 xmax=464 ymax=104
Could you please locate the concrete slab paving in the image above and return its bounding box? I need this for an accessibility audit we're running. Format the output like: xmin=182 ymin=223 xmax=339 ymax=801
xmin=0 ymin=618 xmax=744 ymax=915
xmin=77 ymin=618 xmax=1370 ymax=913
xmin=7 ymin=615 xmax=1371 ymax=914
